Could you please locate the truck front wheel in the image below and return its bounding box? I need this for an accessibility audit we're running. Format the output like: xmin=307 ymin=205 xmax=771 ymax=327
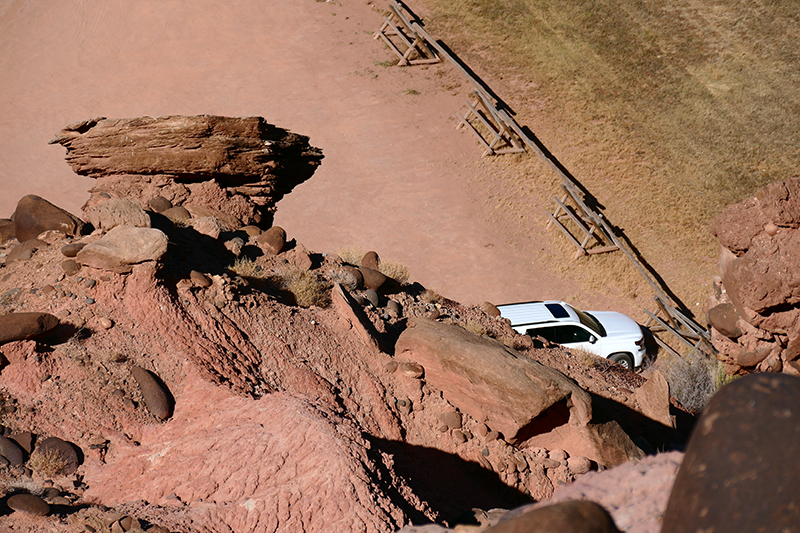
xmin=610 ymin=352 xmax=634 ymax=370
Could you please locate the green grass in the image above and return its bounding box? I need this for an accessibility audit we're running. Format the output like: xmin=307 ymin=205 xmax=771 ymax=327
xmin=421 ymin=0 xmax=799 ymax=313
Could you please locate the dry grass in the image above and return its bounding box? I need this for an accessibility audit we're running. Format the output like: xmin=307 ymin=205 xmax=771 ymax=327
xmin=228 ymin=257 xmax=264 ymax=279
xmin=280 ymin=267 xmax=331 ymax=308
xmin=28 ymin=449 xmax=69 ymax=477
xmin=655 ymin=351 xmax=733 ymax=413
xmin=421 ymin=0 xmax=798 ymax=315
xmin=379 ymin=261 xmax=411 ymax=284
xmin=420 ymin=289 xmax=445 ymax=305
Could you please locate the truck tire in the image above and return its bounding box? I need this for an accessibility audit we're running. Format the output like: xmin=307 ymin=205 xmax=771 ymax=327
xmin=610 ymin=352 xmax=634 ymax=370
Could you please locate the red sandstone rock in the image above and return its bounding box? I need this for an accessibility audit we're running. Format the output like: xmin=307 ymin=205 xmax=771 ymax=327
xmin=11 ymin=195 xmax=84 ymax=242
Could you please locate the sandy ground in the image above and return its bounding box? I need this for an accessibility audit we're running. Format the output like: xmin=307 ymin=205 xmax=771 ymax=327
xmin=0 ymin=0 xmax=617 ymax=308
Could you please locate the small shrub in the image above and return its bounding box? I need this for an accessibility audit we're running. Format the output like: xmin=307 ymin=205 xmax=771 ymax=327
xmin=379 ymin=261 xmax=411 ymax=284
xmin=420 ymin=289 xmax=444 ymax=305
xmin=463 ymin=320 xmax=488 ymax=337
xmin=228 ymin=257 xmax=263 ymax=278
xmin=404 ymin=88 xmax=421 ymax=95
xmin=281 ymin=268 xmax=330 ymax=308
xmin=337 ymin=246 xmax=365 ymax=266
xmin=28 ymin=449 xmax=69 ymax=477
xmin=657 ymin=352 xmax=728 ymax=413
xmin=573 ymin=349 xmax=599 ymax=369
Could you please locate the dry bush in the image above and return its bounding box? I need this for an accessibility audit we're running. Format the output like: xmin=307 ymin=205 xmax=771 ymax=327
xmin=656 ymin=351 xmax=731 ymax=413
xmin=228 ymin=257 xmax=263 ymax=278
xmin=337 ymin=246 xmax=365 ymax=266
xmin=462 ymin=320 xmax=488 ymax=337
xmin=28 ymin=449 xmax=69 ymax=477
xmin=572 ymin=349 xmax=600 ymax=369
xmin=281 ymin=268 xmax=330 ymax=308
xmin=379 ymin=261 xmax=411 ymax=284
xmin=420 ymin=289 xmax=444 ymax=305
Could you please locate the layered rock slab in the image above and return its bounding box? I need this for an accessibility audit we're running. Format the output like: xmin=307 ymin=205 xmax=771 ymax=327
xmin=394 ymin=318 xmax=642 ymax=466
xmin=49 ymin=115 xmax=323 ymax=226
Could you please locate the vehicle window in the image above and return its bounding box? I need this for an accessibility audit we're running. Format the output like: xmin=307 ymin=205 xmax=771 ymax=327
xmin=544 ymin=303 xmax=570 ymax=319
xmin=555 ymin=325 xmax=593 ymax=344
xmin=527 ymin=326 xmax=557 ymax=343
xmin=567 ymin=305 xmax=606 ymax=337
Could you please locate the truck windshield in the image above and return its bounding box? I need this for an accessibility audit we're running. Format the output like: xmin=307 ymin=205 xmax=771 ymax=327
xmin=569 ymin=305 xmax=607 ymax=337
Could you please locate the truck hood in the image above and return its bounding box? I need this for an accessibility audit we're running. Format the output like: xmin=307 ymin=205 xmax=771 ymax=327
xmin=587 ymin=311 xmax=643 ymax=339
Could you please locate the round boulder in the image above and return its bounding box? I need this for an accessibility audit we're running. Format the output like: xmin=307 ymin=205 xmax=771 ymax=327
xmin=7 ymin=494 xmax=50 ymax=516
xmin=361 ymin=251 xmax=380 ymax=270
xmin=60 ymin=242 xmax=86 ymax=258
xmin=0 ymin=436 xmax=25 ymax=466
xmin=148 ymin=196 xmax=173 ymax=213
xmin=31 ymin=437 xmax=80 ymax=476
xmin=257 ymin=226 xmax=286 ymax=255
xmin=359 ymin=266 xmax=387 ymax=292
xmin=662 ymin=373 xmax=800 ymax=533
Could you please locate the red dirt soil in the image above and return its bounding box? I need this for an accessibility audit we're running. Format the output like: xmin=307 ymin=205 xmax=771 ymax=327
xmin=0 ymin=0 xmax=633 ymax=311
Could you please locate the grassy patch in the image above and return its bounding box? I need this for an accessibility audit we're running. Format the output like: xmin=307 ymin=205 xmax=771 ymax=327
xmin=421 ymin=0 xmax=798 ymax=313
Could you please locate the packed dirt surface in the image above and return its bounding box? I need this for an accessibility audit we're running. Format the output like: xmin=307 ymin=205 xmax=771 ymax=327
xmin=0 ymin=0 xmax=640 ymax=313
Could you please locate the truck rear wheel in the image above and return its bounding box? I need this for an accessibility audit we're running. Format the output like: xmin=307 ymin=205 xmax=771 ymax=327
xmin=610 ymin=352 xmax=634 ymax=370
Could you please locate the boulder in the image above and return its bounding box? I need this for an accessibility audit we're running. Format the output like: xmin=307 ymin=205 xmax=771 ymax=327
xmin=481 ymin=301 xmax=501 ymax=317
xmin=11 ymin=195 xmax=84 ymax=242
xmin=361 ymin=251 xmax=380 ymax=270
xmin=49 ymin=116 xmax=323 ymax=224
xmin=706 ymin=302 xmax=741 ymax=338
xmin=32 ymin=437 xmax=81 ymax=475
xmin=359 ymin=266 xmax=387 ymax=292
xmin=0 ymin=435 xmax=25 ymax=465
xmin=60 ymin=242 xmax=86 ymax=257
xmin=662 ymin=374 xmax=800 ymax=532
xmin=148 ymin=196 xmax=172 ymax=213
xmin=257 ymin=226 xmax=286 ymax=255
xmin=85 ymin=198 xmax=150 ymax=231
xmin=7 ymin=494 xmax=50 ymax=516
xmin=131 ymin=366 xmax=174 ymax=420
xmin=633 ymin=370 xmax=674 ymax=428
xmin=0 ymin=312 xmax=59 ymax=344
xmin=75 ymin=226 xmax=168 ymax=273
xmin=0 ymin=219 xmax=14 ymax=243
xmin=161 ymin=206 xmax=191 ymax=223
xmin=190 ymin=216 xmax=224 ymax=239
xmin=395 ymin=318 xmax=642 ymax=465
xmin=486 ymin=501 xmax=621 ymax=533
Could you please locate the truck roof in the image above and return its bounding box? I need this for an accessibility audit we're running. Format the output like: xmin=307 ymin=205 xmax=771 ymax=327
xmin=496 ymin=300 xmax=579 ymax=328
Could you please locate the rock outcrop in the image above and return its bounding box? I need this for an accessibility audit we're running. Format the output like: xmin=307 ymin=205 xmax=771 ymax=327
xmin=49 ymin=115 xmax=323 ymax=228
xmin=707 ymin=177 xmax=800 ymax=375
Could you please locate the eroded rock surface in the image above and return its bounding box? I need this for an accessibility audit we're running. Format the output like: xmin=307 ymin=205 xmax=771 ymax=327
xmin=708 ymin=177 xmax=800 ymax=375
xmin=49 ymin=115 xmax=323 ymax=227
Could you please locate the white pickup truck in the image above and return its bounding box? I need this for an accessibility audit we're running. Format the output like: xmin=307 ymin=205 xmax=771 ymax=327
xmin=497 ymin=300 xmax=646 ymax=369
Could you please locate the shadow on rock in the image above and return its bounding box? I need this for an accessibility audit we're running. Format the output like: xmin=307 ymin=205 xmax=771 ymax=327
xmin=369 ymin=437 xmax=532 ymax=526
